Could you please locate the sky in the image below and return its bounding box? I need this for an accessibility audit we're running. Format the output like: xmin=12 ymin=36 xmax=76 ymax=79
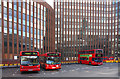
xmin=45 ymin=0 xmax=54 ymax=8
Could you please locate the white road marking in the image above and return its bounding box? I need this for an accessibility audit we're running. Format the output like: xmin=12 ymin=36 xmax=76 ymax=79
xmin=62 ymin=70 xmax=66 ymax=72
xmin=72 ymin=70 xmax=75 ymax=71
xmin=104 ymin=67 xmax=109 ymax=69
xmin=55 ymin=72 xmax=59 ymax=74
xmin=86 ymin=71 xmax=89 ymax=72
xmin=44 ymin=73 xmax=45 ymax=75
xmin=13 ymin=74 xmax=15 ymax=76
xmin=82 ymin=68 xmax=85 ymax=69
xmin=76 ymin=68 xmax=79 ymax=70
xmin=99 ymin=73 xmax=111 ymax=74
xmin=51 ymin=73 xmax=55 ymax=74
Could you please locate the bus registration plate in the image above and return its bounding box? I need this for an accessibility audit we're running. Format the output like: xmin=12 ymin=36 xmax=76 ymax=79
xmin=28 ymin=69 xmax=33 ymax=71
xmin=52 ymin=67 xmax=56 ymax=69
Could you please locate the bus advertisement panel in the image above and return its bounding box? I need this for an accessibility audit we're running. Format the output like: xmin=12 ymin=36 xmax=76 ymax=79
xmin=78 ymin=49 xmax=103 ymax=65
xmin=40 ymin=52 xmax=61 ymax=70
xmin=20 ymin=51 xmax=40 ymax=72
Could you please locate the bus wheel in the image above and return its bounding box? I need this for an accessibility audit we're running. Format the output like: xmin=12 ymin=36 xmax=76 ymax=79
xmin=21 ymin=71 xmax=23 ymax=74
xmin=89 ymin=62 xmax=91 ymax=65
xmin=80 ymin=61 xmax=82 ymax=64
xmin=36 ymin=71 xmax=39 ymax=73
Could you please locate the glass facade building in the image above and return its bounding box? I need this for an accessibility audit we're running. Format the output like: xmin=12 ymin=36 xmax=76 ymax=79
xmin=54 ymin=0 xmax=120 ymax=61
xmin=0 ymin=0 xmax=55 ymax=63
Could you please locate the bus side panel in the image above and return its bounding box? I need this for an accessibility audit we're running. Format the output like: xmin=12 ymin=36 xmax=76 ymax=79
xmin=89 ymin=57 xmax=92 ymax=64
xmin=78 ymin=54 xmax=80 ymax=63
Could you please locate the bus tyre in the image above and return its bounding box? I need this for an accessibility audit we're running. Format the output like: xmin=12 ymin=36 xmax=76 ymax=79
xmin=36 ymin=71 xmax=39 ymax=73
xmin=80 ymin=61 xmax=82 ymax=64
xmin=89 ymin=62 xmax=91 ymax=65
xmin=21 ymin=71 xmax=23 ymax=74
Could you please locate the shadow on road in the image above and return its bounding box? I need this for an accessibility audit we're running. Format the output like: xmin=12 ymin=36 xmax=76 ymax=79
xmin=21 ymin=71 xmax=39 ymax=74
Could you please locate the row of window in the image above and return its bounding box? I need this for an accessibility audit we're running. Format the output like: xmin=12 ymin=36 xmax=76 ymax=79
xmin=80 ymin=57 xmax=88 ymax=60
xmin=56 ymin=7 xmax=118 ymax=10
xmin=3 ymin=28 xmax=45 ymax=35
xmin=55 ymin=2 xmax=118 ymax=5
xmin=3 ymin=1 xmax=45 ymax=12
xmin=3 ymin=16 xmax=46 ymax=29
xmin=3 ymin=8 xmax=46 ymax=20
xmin=55 ymin=26 xmax=118 ymax=29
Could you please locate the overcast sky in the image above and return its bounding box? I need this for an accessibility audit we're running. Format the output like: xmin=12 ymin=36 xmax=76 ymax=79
xmin=45 ymin=0 xmax=54 ymax=8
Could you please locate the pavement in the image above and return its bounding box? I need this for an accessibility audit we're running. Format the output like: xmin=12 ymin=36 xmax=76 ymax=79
xmin=1 ymin=63 xmax=119 ymax=77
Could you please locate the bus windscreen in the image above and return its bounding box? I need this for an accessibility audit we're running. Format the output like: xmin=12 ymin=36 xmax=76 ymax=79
xmin=46 ymin=57 xmax=60 ymax=65
xmin=21 ymin=56 xmax=39 ymax=66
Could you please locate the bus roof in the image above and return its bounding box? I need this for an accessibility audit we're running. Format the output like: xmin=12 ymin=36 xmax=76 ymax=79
xmin=78 ymin=49 xmax=103 ymax=52
xmin=40 ymin=52 xmax=61 ymax=57
xmin=20 ymin=51 xmax=39 ymax=56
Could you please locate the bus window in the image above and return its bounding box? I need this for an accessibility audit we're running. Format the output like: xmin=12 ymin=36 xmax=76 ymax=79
xmin=93 ymin=58 xmax=102 ymax=62
xmin=21 ymin=56 xmax=39 ymax=66
xmin=96 ymin=50 xmax=103 ymax=53
xmin=46 ymin=57 xmax=60 ymax=65
xmin=90 ymin=51 xmax=94 ymax=53
xmin=80 ymin=58 xmax=83 ymax=60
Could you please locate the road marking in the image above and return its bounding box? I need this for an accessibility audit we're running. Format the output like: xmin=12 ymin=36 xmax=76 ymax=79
xmin=76 ymin=68 xmax=79 ymax=70
xmin=55 ymin=72 xmax=59 ymax=74
xmin=82 ymin=68 xmax=85 ymax=69
xmin=72 ymin=70 xmax=75 ymax=71
xmin=13 ymin=74 xmax=15 ymax=76
xmin=51 ymin=73 xmax=55 ymax=74
xmin=62 ymin=70 xmax=66 ymax=72
xmin=86 ymin=71 xmax=89 ymax=72
xmin=104 ymin=67 xmax=109 ymax=69
xmin=44 ymin=73 xmax=45 ymax=75
xmin=99 ymin=73 xmax=111 ymax=74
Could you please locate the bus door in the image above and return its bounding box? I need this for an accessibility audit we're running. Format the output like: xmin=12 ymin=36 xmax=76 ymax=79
xmin=83 ymin=57 xmax=87 ymax=64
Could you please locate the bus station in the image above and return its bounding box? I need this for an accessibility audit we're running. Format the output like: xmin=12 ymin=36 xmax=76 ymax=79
xmin=0 ymin=0 xmax=119 ymax=78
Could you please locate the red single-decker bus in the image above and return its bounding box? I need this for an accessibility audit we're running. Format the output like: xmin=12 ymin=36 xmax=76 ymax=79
xmin=20 ymin=51 xmax=40 ymax=72
xmin=78 ymin=49 xmax=103 ymax=65
xmin=40 ymin=52 xmax=61 ymax=70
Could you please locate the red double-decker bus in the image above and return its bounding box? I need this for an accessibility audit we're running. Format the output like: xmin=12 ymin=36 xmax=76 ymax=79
xmin=20 ymin=51 xmax=40 ymax=72
xmin=40 ymin=52 xmax=61 ymax=70
xmin=78 ymin=49 xmax=103 ymax=65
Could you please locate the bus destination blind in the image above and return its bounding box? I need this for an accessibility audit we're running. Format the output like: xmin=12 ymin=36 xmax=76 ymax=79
xmin=47 ymin=53 xmax=59 ymax=56
xmin=22 ymin=52 xmax=38 ymax=55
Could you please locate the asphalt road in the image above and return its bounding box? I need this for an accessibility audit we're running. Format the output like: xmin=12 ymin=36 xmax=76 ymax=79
xmin=2 ymin=63 xmax=119 ymax=77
